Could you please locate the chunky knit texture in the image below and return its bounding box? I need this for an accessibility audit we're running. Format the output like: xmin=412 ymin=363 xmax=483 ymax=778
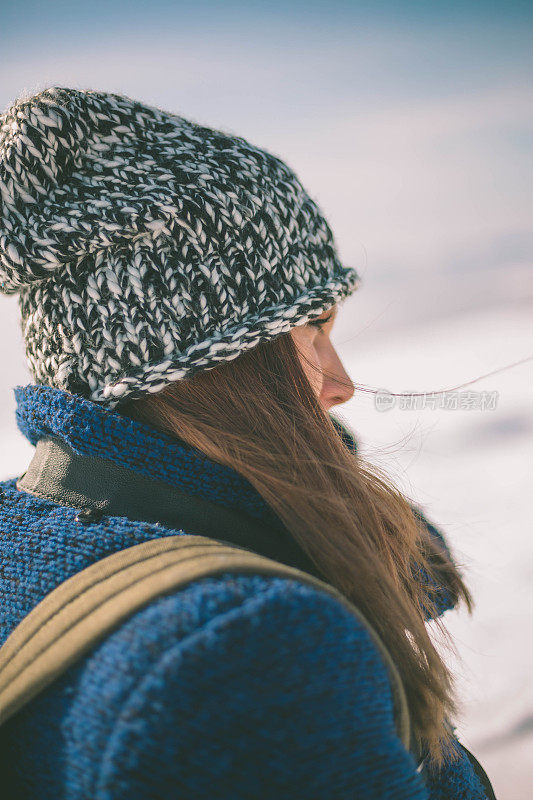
xmin=0 ymin=384 xmax=491 ymax=799
xmin=0 ymin=86 xmax=360 ymax=406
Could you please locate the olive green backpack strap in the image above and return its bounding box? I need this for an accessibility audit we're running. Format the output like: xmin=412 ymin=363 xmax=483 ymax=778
xmin=0 ymin=534 xmax=412 ymax=753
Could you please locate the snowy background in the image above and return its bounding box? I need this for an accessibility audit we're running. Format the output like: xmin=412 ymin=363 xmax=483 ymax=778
xmin=1 ymin=2 xmax=532 ymax=797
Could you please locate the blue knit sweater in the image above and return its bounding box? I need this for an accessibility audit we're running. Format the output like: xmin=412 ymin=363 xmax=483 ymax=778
xmin=0 ymin=384 xmax=490 ymax=799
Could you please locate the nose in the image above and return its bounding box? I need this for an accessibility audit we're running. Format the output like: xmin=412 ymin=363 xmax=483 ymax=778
xmin=320 ymin=340 xmax=355 ymax=410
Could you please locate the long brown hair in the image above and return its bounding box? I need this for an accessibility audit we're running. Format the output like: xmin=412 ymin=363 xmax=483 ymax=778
xmin=117 ymin=330 xmax=473 ymax=768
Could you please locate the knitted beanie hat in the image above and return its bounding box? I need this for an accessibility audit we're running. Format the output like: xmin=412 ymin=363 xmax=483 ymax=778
xmin=0 ymin=86 xmax=360 ymax=407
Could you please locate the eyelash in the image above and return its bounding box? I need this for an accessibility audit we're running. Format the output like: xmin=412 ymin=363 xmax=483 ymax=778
xmin=308 ymin=313 xmax=332 ymax=329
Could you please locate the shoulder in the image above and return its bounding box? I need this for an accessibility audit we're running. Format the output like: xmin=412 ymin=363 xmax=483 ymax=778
xmin=75 ymin=570 xmax=398 ymax=725
xmin=97 ymin=573 xmax=427 ymax=799
xmin=3 ymin=570 xmax=426 ymax=799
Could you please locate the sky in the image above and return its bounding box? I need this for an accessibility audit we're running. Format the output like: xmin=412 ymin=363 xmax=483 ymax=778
xmin=2 ymin=1 xmax=532 ymax=294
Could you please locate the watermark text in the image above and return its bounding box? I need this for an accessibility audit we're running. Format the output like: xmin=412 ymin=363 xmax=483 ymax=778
xmin=374 ymin=389 xmax=499 ymax=412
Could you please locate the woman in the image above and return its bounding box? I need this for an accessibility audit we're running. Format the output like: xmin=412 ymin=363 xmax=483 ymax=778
xmin=0 ymin=86 xmax=495 ymax=798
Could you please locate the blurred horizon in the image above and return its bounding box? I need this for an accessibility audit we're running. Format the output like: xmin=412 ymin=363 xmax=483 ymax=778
xmin=2 ymin=1 xmax=532 ymax=322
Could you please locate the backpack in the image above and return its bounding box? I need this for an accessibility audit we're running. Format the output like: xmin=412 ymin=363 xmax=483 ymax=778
xmin=1 ymin=432 xmax=424 ymax=778
xmin=0 ymin=533 xmax=415 ymax=758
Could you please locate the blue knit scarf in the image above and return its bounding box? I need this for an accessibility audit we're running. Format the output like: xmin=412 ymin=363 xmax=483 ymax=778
xmin=14 ymin=383 xmax=276 ymax=521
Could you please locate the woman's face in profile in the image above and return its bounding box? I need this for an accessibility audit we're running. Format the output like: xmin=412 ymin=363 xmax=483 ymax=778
xmin=290 ymin=304 xmax=354 ymax=412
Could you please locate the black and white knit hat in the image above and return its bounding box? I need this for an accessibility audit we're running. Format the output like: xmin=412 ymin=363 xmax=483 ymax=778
xmin=0 ymin=86 xmax=360 ymax=407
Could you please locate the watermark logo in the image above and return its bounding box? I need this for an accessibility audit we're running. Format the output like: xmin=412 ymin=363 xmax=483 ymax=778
xmin=375 ymin=389 xmax=396 ymax=412
xmin=374 ymin=389 xmax=499 ymax=412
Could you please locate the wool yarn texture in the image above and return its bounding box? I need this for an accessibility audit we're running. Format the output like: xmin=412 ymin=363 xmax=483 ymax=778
xmin=0 ymin=86 xmax=360 ymax=406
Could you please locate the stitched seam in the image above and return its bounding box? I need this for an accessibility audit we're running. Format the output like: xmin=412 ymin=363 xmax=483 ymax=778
xmin=15 ymin=481 xmax=77 ymax=507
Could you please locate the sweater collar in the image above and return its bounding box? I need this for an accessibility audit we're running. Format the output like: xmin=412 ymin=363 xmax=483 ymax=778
xmin=15 ymin=385 xmax=357 ymax=516
xmin=14 ymin=386 xmax=452 ymax=623
xmin=14 ymin=383 xmax=274 ymax=522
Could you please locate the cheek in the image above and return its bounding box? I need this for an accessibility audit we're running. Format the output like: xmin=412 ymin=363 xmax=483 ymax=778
xmin=291 ymin=333 xmax=324 ymax=396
